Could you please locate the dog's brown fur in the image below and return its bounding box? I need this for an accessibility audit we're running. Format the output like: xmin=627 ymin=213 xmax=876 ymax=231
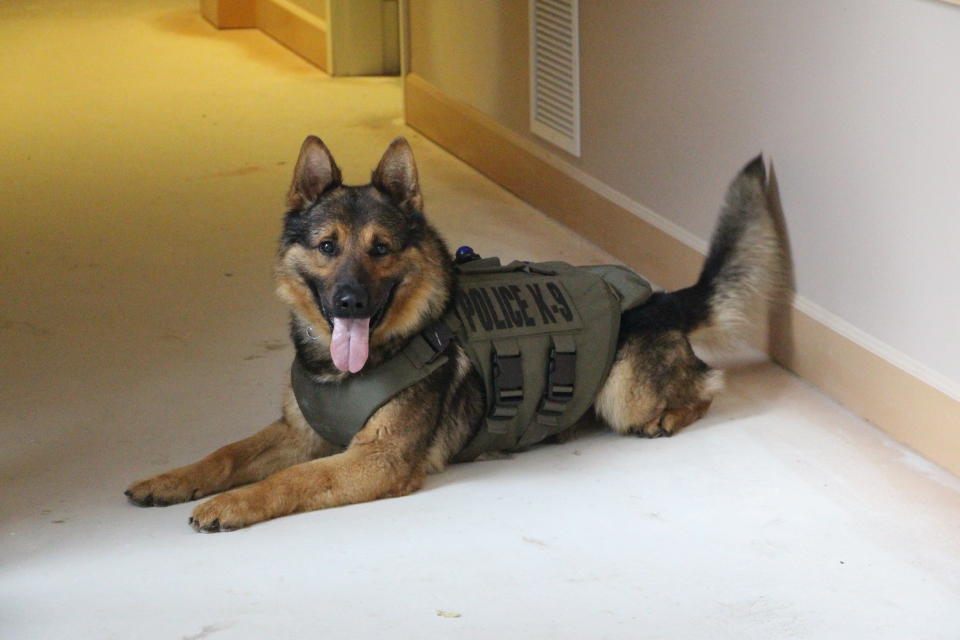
xmin=126 ymin=137 xmax=783 ymax=531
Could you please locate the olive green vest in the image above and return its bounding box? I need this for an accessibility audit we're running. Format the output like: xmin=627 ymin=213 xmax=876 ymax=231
xmin=291 ymin=259 xmax=652 ymax=461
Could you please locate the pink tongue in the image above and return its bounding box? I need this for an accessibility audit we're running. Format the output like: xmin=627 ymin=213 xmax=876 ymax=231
xmin=330 ymin=317 xmax=371 ymax=373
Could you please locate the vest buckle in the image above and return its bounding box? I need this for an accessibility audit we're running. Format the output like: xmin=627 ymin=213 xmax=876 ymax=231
xmin=422 ymin=320 xmax=455 ymax=363
xmin=538 ymin=335 xmax=577 ymax=423
xmin=489 ymin=339 xmax=524 ymax=427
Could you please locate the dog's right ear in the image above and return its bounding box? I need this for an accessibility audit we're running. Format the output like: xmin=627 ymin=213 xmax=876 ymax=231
xmin=372 ymin=137 xmax=423 ymax=214
xmin=287 ymin=136 xmax=342 ymax=210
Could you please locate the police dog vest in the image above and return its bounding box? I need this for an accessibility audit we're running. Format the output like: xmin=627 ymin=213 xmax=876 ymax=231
xmin=291 ymin=258 xmax=652 ymax=461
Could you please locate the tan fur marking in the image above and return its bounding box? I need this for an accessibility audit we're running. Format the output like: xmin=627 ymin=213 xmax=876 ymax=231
xmin=315 ymin=221 xmax=350 ymax=251
xmin=125 ymin=411 xmax=336 ymax=507
xmin=657 ymin=400 xmax=713 ymax=434
xmin=189 ymin=396 xmax=428 ymax=530
xmin=358 ymin=224 xmax=388 ymax=250
xmin=595 ymin=357 xmax=664 ymax=435
xmin=276 ymin=245 xmax=331 ymax=332
xmin=376 ymin=246 xmax=449 ymax=344
xmin=595 ymin=338 xmax=724 ymax=438
xmin=422 ymin=348 xmax=475 ymax=474
xmin=378 ymin=283 xmax=443 ymax=341
xmin=275 ymin=273 xmax=330 ymax=340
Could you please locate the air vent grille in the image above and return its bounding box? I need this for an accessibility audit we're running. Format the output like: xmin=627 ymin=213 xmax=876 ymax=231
xmin=529 ymin=0 xmax=580 ymax=156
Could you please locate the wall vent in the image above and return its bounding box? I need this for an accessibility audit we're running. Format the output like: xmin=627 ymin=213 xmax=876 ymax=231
xmin=529 ymin=0 xmax=581 ymax=156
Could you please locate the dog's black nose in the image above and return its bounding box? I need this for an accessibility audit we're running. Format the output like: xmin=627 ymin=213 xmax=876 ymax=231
xmin=333 ymin=284 xmax=369 ymax=317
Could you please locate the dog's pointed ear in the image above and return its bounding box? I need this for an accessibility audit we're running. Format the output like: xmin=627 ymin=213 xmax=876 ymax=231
xmin=287 ymin=136 xmax=341 ymax=210
xmin=372 ymin=137 xmax=423 ymax=213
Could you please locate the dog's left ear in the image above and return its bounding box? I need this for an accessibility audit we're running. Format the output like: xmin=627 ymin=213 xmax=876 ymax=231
xmin=372 ymin=138 xmax=423 ymax=213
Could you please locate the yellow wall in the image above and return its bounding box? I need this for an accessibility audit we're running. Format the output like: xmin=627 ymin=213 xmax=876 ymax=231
xmin=408 ymin=1 xmax=527 ymax=133
xmin=290 ymin=0 xmax=327 ymax=20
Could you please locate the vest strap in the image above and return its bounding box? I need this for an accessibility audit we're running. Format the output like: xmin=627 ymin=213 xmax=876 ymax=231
xmin=420 ymin=318 xmax=456 ymax=364
xmin=545 ymin=334 xmax=577 ymax=401
xmin=533 ymin=334 xmax=578 ymax=430
xmin=487 ymin=338 xmax=523 ymax=432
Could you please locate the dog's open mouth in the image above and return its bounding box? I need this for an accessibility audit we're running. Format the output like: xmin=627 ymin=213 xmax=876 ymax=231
xmin=308 ymin=279 xmax=399 ymax=373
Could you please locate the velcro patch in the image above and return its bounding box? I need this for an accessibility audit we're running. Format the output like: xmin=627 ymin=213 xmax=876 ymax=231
xmin=456 ymin=277 xmax=582 ymax=340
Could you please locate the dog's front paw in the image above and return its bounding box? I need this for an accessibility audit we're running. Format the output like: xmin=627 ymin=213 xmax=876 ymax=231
xmin=189 ymin=490 xmax=264 ymax=533
xmin=125 ymin=472 xmax=202 ymax=507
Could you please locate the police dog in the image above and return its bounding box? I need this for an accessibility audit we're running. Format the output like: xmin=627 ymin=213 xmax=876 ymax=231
xmin=125 ymin=137 xmax=784 ymax=531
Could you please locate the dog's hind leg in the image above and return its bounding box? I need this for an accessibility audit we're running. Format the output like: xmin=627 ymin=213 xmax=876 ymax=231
xmin=125 ymin=388 xmax=337 ymax=507
xmin=594 ymin=157 xmax=781 ymax=439
xmin=595 ymin=330 xmax=723 ymax=438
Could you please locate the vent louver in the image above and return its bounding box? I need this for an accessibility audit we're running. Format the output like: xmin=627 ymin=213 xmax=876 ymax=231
xmin=529 ymin=0 xmax=581 ymax=156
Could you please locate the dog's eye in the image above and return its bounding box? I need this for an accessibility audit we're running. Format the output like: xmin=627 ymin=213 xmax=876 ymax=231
xmin=371 ymin=242 xmax=390 ymax=257
xmin=318 ymin=240 xmax=337 ymax=256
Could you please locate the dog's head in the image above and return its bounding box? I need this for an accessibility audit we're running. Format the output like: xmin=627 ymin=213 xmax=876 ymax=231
xmin=275 ymin=137 xmax=453 ymax=373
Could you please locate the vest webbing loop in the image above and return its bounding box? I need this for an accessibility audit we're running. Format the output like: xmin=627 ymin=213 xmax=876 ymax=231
xmin=488 ymin=338 xmax=523 ymax=432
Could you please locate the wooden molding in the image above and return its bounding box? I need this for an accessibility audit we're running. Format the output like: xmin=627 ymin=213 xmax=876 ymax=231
xmin=255 ymin=0 xmax=329 ymax=71
xmin=200 ymin=0 xmax=256 ymax=28
xmin=403 ymin=72 xmax=960 ymax=477
xmin=200 ymin=0 xmax=399 ymax=75
xmin=200 ymin=0 xmax=329 ymax=72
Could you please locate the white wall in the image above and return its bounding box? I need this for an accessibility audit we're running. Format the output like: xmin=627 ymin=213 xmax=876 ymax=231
xmin=410 ymin=0 xmax=960 ymax=396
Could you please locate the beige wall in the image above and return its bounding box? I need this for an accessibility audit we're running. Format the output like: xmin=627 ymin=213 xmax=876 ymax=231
xmin=409 ymin=0 xmax=960 ymax=399
xmin=291 ymin=0 xmax=327 ymax=19
xmin=408 ymin=1 xmax=527 ymax=132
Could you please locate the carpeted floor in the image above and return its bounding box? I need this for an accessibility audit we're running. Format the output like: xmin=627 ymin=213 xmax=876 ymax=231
xmin=3 ymin=2 xmax=960 ymax=639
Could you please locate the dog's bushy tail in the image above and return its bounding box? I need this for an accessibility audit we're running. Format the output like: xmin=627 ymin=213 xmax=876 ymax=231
xmin=624 ymin=156 xmax=785 ymax=347
xmin=678 ymin=155 xmax=785 ymax=345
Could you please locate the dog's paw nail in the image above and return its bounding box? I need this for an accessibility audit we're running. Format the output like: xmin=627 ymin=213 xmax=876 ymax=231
xmin=199 ymin=518 xmax=221 ymax=533
xmin=188 ymin=517 xmax=194 ymax=525
xmin=123 ymin=489 xmax=132 ymax=498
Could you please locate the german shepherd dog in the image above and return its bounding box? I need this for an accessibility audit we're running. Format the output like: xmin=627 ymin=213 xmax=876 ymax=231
xmin=125 ymin=137 xmax=784 ymax=532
